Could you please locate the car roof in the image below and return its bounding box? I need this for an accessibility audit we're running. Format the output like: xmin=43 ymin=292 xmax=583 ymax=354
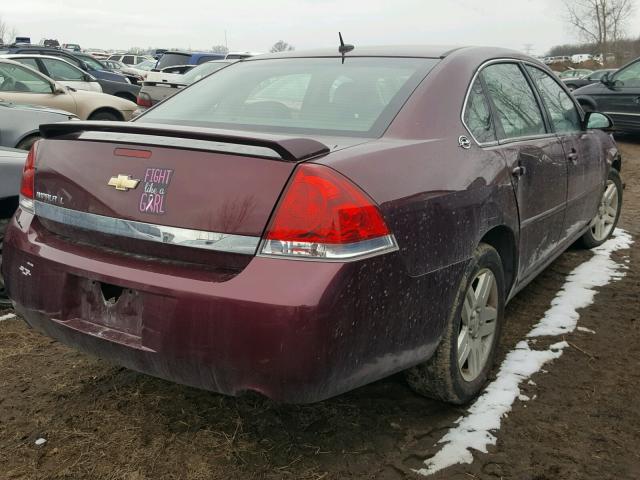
xmin=2 ymin=53 xmax=79 ymax=65
xmin=253 ymin=45 xmax=468 ymax=60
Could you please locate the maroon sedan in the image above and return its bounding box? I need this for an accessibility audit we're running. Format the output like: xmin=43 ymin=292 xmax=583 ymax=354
xmin=2 ymin=46 xmax=622 ymax=404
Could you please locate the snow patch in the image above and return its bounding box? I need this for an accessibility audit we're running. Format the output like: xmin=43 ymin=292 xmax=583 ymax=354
xmin=415 ymin=229 xmax=633 ymax=476
xmin=35 ymin=438 xmax=46 ymax=446
xmin=0 ymin=313 xmax=16 ymax=322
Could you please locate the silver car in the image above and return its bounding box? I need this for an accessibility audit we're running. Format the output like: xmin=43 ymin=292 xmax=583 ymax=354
xmin=0 ymin=101 xmax=77 ymax=150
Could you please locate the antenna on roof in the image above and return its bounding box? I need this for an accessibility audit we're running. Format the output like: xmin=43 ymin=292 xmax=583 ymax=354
xmin=338 ymin=32 xmax=354 ymax=64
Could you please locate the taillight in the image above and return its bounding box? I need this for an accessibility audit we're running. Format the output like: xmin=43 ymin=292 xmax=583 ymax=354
xmin=136 ymin=92 xmax=152 ymax=108
xmin=19 ymin=142 xmax=37 ymax=212
xmin=260 ymin=164 xmax=397 ymax=260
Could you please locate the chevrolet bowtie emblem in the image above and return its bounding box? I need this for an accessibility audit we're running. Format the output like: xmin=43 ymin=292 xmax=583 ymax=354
xmin=108 ymin=174 xmax=140 ymax=191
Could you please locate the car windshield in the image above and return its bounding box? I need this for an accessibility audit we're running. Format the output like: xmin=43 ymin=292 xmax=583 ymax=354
xmin=139 ymin=57 xmax=438 ymax=137
xmin=181 ymin=61 xmax=232 ymax=84
xmin=156 ymin=53 xmax=191 ymax=70
xmin=80 ymin=56 xmax=106 ymax=70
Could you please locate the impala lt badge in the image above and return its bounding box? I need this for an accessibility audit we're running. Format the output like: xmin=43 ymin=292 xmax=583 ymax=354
xmin=108 ymin=175 xmax=140 ymax=191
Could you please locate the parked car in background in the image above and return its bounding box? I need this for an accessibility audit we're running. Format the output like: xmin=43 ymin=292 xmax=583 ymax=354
xmin=85 ymin=49 xmax=110 ymax=60
xmin=571 ymin=53 xmax=593 ymax=64
xmin=136 ymin=60 xmax=232 ymax=109
xmin=107 ymin=54 xmax=153 ymax=65
xmin=563 ymin=69 xmax=616 ymax=91
xmin=0 ymin=58 xmax=137 ymax=120
xmin=0 ymin=101 xmax=77 ymax=150
xmin=557 ymin=68 xmax=592 ymax=80
xmin=150 ymin=48 xmax=167 ymax=60
xmin=3 ymin=54 xmax=103 ymax=93
xmin=0 ymin=146 xmax=26 ymax=305
xmin=153 ymin=51 xmax=226 ymax=71
xmin=0 ymin=46 xmax=130 ymax=84
xmin=574 ymin=56 xmax=640 ymax=132
xmin=42 ymin=39 xmax=60 ymax=49
xmin=3 ymin=46 xmax=622 ymax=405
xmin=72 ymin=53 xmax=141 ymax=102
xmin=104 ymin=59 xmax=156 ymax=84
xmin=62 ymin=43 xmax=81 ymax=52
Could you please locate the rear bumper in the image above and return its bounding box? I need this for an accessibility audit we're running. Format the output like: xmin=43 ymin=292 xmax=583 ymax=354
xmin=3 ymin=209 xmax=466 ymax=403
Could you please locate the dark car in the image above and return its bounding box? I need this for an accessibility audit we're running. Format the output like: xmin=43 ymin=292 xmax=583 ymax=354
xmin=136 ymin=60 xmax=233 ymax=109
xmin=70 ymin=53 xmax=141 ymax=102
xmin=563 ymin=69 xmax=616 ymax=91
xmin=573 ymin=57 xmax=640 ymax=132
xmin=2 ymin=46 xmax=622 ymax=404
xmin=153 ymin=51 xmax=226 ymax=71
xmin=0 ymin=146 xmax=26 ymax=304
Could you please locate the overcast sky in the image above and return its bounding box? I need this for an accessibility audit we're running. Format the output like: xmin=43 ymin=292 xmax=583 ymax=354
xmin=2 ymin=0 xmax=640 ymax=55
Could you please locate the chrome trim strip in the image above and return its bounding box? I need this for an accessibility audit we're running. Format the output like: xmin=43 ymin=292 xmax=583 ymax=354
xmin=34 ymin=201 xmax=260 ymax=255
xmin=603 ymin=111 xmax=640 ymax=117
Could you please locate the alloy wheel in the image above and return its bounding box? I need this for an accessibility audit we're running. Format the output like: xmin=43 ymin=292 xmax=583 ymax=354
xmin=457 ymin=268 xmax=498 ymax=382
xmin=590 ymin=179 xmax=619 ymax=242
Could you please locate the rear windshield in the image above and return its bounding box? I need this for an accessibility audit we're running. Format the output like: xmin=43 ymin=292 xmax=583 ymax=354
xmin=138 ymin=57 xmax=438 ymax=137
xmin=156 ymin=53 xmax=191 ymax=70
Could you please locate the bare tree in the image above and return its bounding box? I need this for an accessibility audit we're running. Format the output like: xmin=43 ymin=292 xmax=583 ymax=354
xmin=270 ymin=40 xmax=295 ymax=53
xmin=211 ymin=45 xmax=229 ymax=54
xmin=0 ymin=16 xmax=8 ymax=44
xmin=564 ymin=0 xmax=635 ymax=61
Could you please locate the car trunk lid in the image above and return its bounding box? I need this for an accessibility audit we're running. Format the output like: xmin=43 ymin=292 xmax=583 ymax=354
xmin=32 ymin=121 xmax=330 ymax=266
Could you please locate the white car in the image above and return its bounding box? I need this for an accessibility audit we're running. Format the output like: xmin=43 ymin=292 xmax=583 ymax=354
xmin=107 ymin=54 xmax=153 ymax=66
xmin=1 ymin=54 xmax=102 ymax=93
xmin=571 ymin=53 xmax=593 ymax=64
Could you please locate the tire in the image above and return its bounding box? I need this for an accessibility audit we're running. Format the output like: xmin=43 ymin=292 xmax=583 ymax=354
xmin=405 ymin=243 xmax=505 ymax=404
xmin=88 ymin=110 xmax=121 ymax=121
xmin=0 ymin=218 xmax=10 ymax=306
xmin=16 ymin=135 xmax=39 ymax=151
xmin=579 ymin=169 xmax=623 ymax=248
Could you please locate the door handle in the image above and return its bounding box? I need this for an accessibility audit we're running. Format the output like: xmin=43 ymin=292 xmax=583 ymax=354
xmin=567 ymin=147 xmax=578 ymax=163
xmin=634 ymin=96 xmax=640 ymax=104
xmin=512 ymin=166 xmax=526 ymax=177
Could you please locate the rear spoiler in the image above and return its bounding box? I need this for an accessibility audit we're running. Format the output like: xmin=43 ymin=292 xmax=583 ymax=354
xmin=39 ymin=121 xmax=330 ymax=162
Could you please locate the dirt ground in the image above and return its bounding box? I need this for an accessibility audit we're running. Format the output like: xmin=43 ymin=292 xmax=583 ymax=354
xmin=1 ymin=139 xmax=639 ymax=480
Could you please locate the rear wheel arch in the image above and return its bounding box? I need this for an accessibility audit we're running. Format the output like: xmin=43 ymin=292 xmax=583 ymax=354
xmin=88 ymin=108 xmax=124 ymax=121
xmin=15 ymin=132 xmax=40 ymax=151
xmin=479 ymin=226 xmax=517 ymax=296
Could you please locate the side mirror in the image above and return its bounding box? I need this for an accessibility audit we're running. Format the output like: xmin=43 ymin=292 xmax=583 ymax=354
xmin=600 ymin=72 xmax=610 ymax=85
xmin=52 ymin=83 xmax=66 ymax=95
xmin=584 ymin=111 xmax=613 ymax=131
xmin=83 ymin=73 xmax=94 ymax=82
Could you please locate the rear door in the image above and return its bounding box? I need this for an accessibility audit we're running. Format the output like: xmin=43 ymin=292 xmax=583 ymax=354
xmin=525 ymin=65 xmax=602 ymax=240
xmin=481 ymin=62 xmax=568 ymax=279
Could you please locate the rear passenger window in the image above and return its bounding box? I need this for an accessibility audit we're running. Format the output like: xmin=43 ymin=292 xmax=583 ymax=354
xmin=122 ymin=56 xmax=135 ymax=65
xmin=525 ymin=66 xmax=581 ymax=133
xmin=463 ymin=78 xmax=496 ymax=143
xmin=481 ymin=63 xmax=546 ymax=140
